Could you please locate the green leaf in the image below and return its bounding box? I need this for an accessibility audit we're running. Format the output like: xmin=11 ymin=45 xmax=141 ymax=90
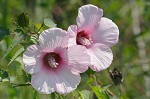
xmin=0 ymin=27 xmax=10 ymax=41
xmin=14 ymin=28 xmax=24 ymax=34
xmin=50 ymin=93 xmax=64 ymax=99
xmin=120 ymin=95 xmax=130 ymax=99
xmin=30 ymin=34 xmax=38 ymax=44
xmin=7 ymin=47 xmax=24 ymax=66
xmin=78 ymin=90 xmax=90 ymax=99
xmin=44 ymin=18 xmax=56 ymax=28
xmin=50 ymin=93 xmax=56 ymax=99
xmin=90 ymin=85 xmax=110 ymax=99
xmin=0 ymin=69 xmax=9 ymax=82
xmin=86 ymin=76 xmax=94 ymax=84
xmin=86 ymin=68 xmax=96 ymax=75
xmin=1 ymin=33 xmax=23 ymax=61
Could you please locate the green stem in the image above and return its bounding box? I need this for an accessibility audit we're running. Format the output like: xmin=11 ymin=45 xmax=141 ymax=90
xmin=33 ymin=90 xmax=38 ymax=99
xmin=90 ymin=74 xmax=115 ymax=96
xmin=37 ymin=23 xmax=44 ymax=33
xmin=72 ymin=92 xmax=77 ymax=99
xmin=11 ymin=82 xmax=31 ymax=87
xmin=89 ymin=74 xmax=103 ymax=85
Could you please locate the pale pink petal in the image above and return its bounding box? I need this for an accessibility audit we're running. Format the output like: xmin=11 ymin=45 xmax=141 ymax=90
xmin=68 ymin=25 xmax=78 ymax=37
xmin=31 ymin=70 xmax=55 ymax=94
xmin=62 ymin=45 xmax=90 ymax=73
xmin=23 ymin=45 xmax=41 ymax=74
xmin=76 ymin=4 xmax=103 ymax=33
xmin=67 ymin=25 xmax=77 ymax=46
xmin=31 ymin=68 xmax=80 ymax=94
xmin=39 ymin=28 xmax=68 ymax=52
xmin=87 ymin=43 xmax=113 ymax=71
xmin=55 ymin=68 xmax=81 ymax=94
xmin=92 ymin=17 xmax=119 ymax=47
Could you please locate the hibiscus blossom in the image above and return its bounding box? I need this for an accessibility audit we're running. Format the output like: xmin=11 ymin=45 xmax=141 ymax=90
xmin=68 ymin=4 xmax=119 ymax=71
xmin=23 ymin=28 xmax=90 ymax=94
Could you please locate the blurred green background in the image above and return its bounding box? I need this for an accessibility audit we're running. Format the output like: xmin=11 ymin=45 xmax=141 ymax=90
xmin=0 ymin=0 xmax=150 ymax=99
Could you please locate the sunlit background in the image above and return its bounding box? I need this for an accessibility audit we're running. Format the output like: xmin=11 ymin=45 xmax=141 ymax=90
xmin=0 ymin=0 xmax=150 ymax=99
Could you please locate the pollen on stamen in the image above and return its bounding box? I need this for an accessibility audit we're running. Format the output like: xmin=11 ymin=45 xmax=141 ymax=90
xmin=78 ymin=37 xmax=92 ymax=46
xmin=43 ymin=52 xmax=62 ymax=69
xmin=77 ymin=31 xmax=93 ymax=46
xmin=48 ymin=57 xmax=59 ymax=68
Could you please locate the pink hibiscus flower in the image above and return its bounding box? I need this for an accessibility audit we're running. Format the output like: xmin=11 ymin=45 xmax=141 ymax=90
xmin=23 ymin=28 xmax=90 ymax=94
xmin=68 ymin=4 xmax=119 ymax=71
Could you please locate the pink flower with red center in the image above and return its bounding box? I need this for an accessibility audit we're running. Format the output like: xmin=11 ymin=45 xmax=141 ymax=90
xmin=68 ymin=4 xmax=119 ymax=71
xmin=23 ymin=28 xmax=90 ymax=94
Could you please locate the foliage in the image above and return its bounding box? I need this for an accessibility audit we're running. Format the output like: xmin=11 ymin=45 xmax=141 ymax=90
xmin=0 ymin=27 xmax=10 ymax=41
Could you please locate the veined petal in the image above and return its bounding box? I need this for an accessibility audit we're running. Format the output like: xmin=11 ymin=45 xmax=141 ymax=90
xmin=92 ymin=17 xmax=119 ymax=47
xmin=31 ymin=70 xmax=55 ymax=94
xmin=68 ymin=25 xmax=78 ymax=46
xmin=76 ymin=4 xmax=103 ymax=33
xmin=87 ymin=43 xmax=113 ymax=71
xmin=68 ymin=25 xmax=78 ymax=37
xmin=31 ymin=68 xmax=80 ymax=94
xmin=39 ymin=28 xmax=69 ymax=52
xmin=55 ymin=69 xmax=81 ymax=94
xmin=63 ymin=45 xmax=90 ymax=74
xmin=23 ymin=45 xmax=41 ymax=74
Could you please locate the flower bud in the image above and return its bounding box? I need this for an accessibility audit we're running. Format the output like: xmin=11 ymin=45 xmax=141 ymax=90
xmin=17 ymin=13 xmax=29 ymax=27
xmin=109 ymin=68 xmax=123 ymax=85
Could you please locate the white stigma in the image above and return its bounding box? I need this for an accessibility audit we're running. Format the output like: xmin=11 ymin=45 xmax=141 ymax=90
xmin=48 ymin=57 xmax=59 ymax=68
xmin=78 ymin=36 xmax=93 ymax=46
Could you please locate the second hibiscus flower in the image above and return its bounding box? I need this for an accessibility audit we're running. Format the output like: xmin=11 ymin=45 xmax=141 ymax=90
xmin=68 ymin=4 xmax=119 ymax=72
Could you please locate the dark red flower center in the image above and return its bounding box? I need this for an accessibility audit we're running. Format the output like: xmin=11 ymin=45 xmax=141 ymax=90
xmin=76 ymin=31 xmax=93 ymax=46
xmin=43 ymin=52 xmax=62 ymax=68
